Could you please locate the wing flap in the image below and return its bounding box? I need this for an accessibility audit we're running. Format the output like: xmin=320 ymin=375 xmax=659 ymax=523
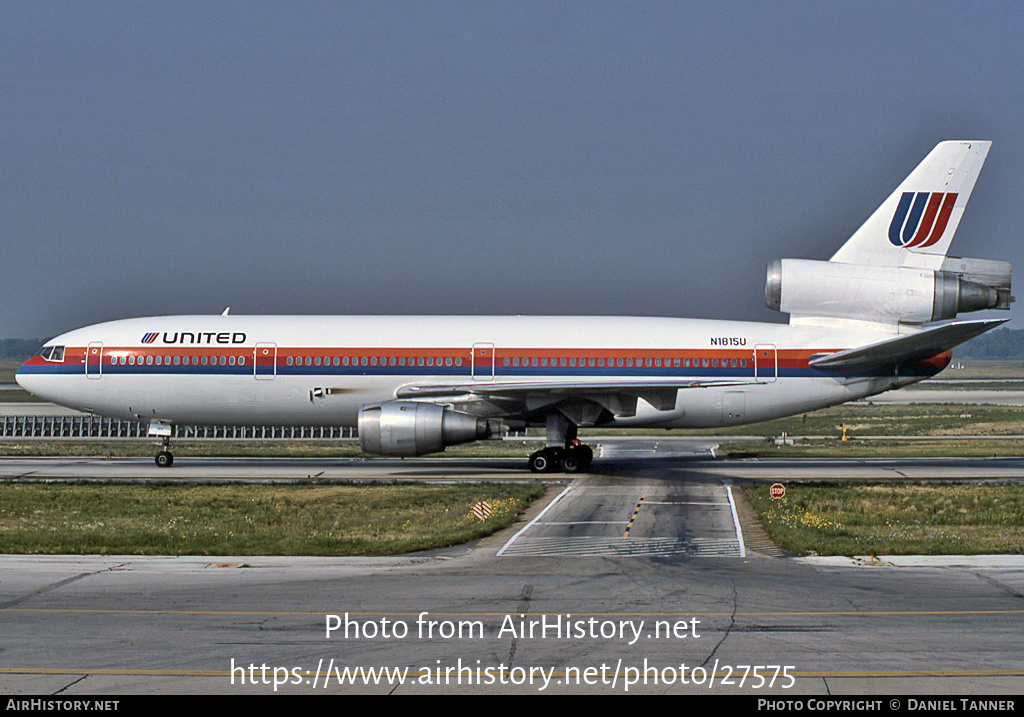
xmin=395 ymin=377 xmax=751 ymax=419
xmin=395 ymin=378 xmax=749 ymax=401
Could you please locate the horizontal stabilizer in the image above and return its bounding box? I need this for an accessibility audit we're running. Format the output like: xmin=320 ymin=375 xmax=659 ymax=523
xmin=808 ymin=319 xmax=1006 ymax=370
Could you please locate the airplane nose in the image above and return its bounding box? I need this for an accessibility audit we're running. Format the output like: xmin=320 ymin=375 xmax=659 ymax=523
xmin=15 ymin=361 xmax=28 ymax=388
xmin=15 ymin=360 xmax=40 ymax=396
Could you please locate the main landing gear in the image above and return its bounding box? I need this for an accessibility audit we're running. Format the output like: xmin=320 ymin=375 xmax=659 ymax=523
xmin=528 ymin=413 xmax=593 ymax=473
xmin=528 ymin=443 xmax=593 ymax=473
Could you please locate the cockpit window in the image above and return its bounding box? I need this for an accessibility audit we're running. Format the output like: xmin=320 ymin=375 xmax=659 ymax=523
xmin=38 ymin=346 xmax=64 ymax=362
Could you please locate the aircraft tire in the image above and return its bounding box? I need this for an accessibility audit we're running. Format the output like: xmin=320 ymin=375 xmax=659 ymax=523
xmin=528 ymin=448 xmax=558 ymax=473
xmin=561 ymin=452 xmax=580 ymax=473
xmin=561 ymin=445 xmax=594 ymax=473
xmin=155 ymin=451 xmax=174 ymax=468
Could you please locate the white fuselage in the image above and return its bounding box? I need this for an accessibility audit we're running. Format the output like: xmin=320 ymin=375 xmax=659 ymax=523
xmin=16 ymin=314 xmax=938 ymax=430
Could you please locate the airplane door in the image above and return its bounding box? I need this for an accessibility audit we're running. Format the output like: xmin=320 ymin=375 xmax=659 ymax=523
xmin=754 ymin=344 xmax=777 ymax=383
xmin=722 ymin=391 xmax=746 ymax=422
xmin=472 ymin=343 xmax=495 ymax=381
xmin=85 ymin=342 xmax=103 ymax=379
xmin=254 ymin=342 xmax=277 ymax=380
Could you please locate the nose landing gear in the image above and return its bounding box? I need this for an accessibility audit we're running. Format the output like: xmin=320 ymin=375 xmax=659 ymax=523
xmin=148 ymin=421 xmax=175 ymax=468
xmin=155 ymin=447 xmax=174 ymax=468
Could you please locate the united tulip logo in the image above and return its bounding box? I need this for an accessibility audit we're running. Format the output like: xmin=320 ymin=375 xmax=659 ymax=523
xmin=888 ymin=191 xmax=957 ymax=248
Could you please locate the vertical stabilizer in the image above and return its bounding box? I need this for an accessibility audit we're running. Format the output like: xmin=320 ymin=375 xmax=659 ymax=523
xmin=829 ymin=141 xmax=991 ymax=270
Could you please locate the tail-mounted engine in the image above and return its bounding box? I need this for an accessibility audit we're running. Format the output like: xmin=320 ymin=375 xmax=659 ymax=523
xmin=358 ymin=401 xmax=500 ymax=456
xmin=765 ymin=256 xmax=1012 ymax=324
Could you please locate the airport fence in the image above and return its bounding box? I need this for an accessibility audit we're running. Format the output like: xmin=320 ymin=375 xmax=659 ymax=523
xmin=0 ymin=414 xmax=358 ymax=440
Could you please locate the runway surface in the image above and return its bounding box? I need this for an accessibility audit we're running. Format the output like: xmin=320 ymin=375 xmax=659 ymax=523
xmin=1 ymin=446 xmax=1023 ymax=695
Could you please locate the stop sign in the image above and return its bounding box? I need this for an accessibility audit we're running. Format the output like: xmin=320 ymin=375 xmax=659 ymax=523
xmin=770 ymin=483 xmax=786 ymax=499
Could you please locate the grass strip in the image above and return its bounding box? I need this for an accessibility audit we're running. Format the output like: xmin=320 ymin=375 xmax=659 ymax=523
xmin=742 ymin=482 xmax=1024 ymax=556
xmin=0 ymin=482 xmax=545 ymax=556
xmin=720 ymin=438 xmax=1024 ymax=458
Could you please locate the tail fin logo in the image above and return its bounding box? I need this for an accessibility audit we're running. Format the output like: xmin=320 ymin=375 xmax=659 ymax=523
xmin=141 ymin=332 xmax=159 ymax=344
xmin=888 ymin=191 xmax=958 ymax=248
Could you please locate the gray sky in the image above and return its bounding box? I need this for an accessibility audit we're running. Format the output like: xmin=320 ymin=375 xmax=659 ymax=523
xmin=2 ymin=1 xmax=1022 ymax=338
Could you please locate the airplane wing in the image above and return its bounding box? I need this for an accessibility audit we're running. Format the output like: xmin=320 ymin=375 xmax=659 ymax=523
xmin=808 ymin=318 xmax=1006 ymax=370
xmin=392 ymin=377 xmax=750 ymax=420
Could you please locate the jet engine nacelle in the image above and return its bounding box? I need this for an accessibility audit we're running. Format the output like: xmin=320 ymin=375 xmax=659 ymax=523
xmin=358 ymin=401 xmax=498 ymax=456
xmin=765 ymin=257 xmax=1011 ymax=324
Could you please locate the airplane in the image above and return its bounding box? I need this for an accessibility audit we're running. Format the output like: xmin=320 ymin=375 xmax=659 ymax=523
xmin=16 ymin=140 xmax=1014 ymax=472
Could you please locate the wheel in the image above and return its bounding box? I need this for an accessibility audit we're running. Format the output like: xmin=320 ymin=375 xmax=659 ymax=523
xmin=155 ymin=450 xmax=174 ymax=468
xmin=560 ymin=452 xmax=580 ymax=473
xmin=529 ymin=450 xmax=552 ymax=473
xmin=529 ymin=448 xmax=564 ymax=473
xmin=561 ymin=445 xmax=594 ymax=473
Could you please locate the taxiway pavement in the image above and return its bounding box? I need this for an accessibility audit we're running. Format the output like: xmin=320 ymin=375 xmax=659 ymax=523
xmin=1 ymin=448 xmax=1023 ymax=695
